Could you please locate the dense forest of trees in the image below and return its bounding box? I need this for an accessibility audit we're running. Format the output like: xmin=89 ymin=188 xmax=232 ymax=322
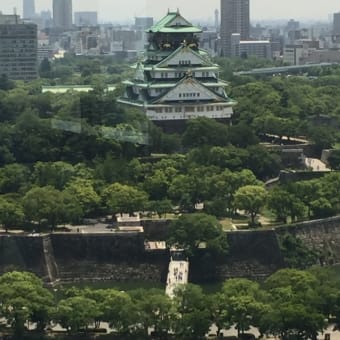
xmin=0 ymin=56 xmax=340 ymax=231
xmin=1 ymin=268 xmax=340 ymax=339
xmin=0 ymin=56 xmax=340 ymax=229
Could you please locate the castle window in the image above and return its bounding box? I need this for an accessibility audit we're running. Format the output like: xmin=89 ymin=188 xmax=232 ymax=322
xmin=179 ymin=60 xmax=191 ymax=65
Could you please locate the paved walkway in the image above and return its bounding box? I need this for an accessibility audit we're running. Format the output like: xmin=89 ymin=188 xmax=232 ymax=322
xmin=165 ymin=258 xmax=189 ymax=298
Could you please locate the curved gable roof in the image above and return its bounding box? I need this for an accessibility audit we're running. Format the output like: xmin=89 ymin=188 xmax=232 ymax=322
xmin=147 ymin=11 xmax=202 ymax=34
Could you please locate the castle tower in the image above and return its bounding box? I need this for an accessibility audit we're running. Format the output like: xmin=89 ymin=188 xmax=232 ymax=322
xmin=118 ymin=10 xmax=236 ymax=131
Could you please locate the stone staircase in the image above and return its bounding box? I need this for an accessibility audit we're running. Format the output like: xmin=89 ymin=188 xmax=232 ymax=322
xmin=165 ymin=250 xmax=189 ymax=298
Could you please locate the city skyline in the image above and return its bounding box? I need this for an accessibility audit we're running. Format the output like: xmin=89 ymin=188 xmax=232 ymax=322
xmin=1 ymin=0 xmax=340 ymax=22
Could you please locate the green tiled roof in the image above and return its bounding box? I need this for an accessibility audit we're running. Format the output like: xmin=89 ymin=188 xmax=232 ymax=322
xmin=147 ymin=11 xmax=202 ymax=34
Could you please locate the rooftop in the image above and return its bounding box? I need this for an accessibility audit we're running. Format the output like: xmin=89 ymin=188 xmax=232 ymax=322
xmin=147 ymin=10 xmax=202 ymax=34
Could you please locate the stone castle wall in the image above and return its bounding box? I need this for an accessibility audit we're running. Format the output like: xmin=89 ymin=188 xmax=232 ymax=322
xmin=276 ymin=216 xmax=340 ymax=264
xmin=0 ymin=216 xmax=340 ymax=284
xmin=0 ymin=235 xmax=48 ymax=280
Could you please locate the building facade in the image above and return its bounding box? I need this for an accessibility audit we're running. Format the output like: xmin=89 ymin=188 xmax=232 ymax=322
xmin=0 ymin=14 xmax=38 ymax=81
xmin=23 ymin=0 xmax=35 ymax=19
xmin=231 ymin=33 xmax=272 ymax=59
xmin=53 ymin=0 xmax=72 ymax=30
xmin=220 ymin=0 xmax=250 ymax=56
xmin=74 ymin=12 xmax=98 ymax=27
xmin=334 ymin=13 xmax=340 ymax=36
xmin=118 ymin=10 xmax=235 ymax=130
xmin=135 ymin=17 xmax=154 ymax=31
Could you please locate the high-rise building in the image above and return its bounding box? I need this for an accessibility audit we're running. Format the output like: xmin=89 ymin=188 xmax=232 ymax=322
xmin=0 ymin=14 xmax=38 ymax=81
xmin=333 ymin=12 xmax=340 ymax=35
xmin=214 ymin=9 xmax=219 ymax=31
xmin=40 ymin=10 xmax=53 ymax=29
xmin=23 ymin=0 xmax=35 ymax=19
xmin=74 ymin=12 xmax=98 ymax=27
xmin=119 ymin=10 xmax=236 ymax=131
xmin=53 ymin=0 xmax=72 ymax=30
xmin=220 ymin=0 xmax=250 ymax=56
xmin=286 ymin=19 xmax=300 ymax=32
xmin=134 ymin=17 xmax=154 ymax=31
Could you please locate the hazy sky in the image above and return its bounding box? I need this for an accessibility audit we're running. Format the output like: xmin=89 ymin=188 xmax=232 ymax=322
xmin=1 ymin=0 xmax=340 ymax=22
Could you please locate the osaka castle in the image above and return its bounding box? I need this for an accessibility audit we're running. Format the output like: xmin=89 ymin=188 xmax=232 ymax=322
xmin=118 ymin=10 xmax=236 ymax=130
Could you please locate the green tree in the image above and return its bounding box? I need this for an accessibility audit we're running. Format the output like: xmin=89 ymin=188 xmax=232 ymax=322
xmin=168 ymin=174 xmax=206 ymax=212
xmin=310 ymin=197 xmax=335 ymax=218
xmin=187 ymin=146 xmax=249 ymax=171
xmin=55 ymin=296 xmax=101 ymax=333
xmin=261 ymin=269 xmax=326 ymax=339
xmin=206 ymin=169 xmax=260 ymax=215
xmin=64 ymin=178 xmax=100 ymax=216
xmin=327 ymin=149 xmax=340 ymax=170
xmin=168 ymin=213 xmax=228 ymax=257
xmin=308 ymin=266 xmax=340 ymax=317
xmin=130 ymin=289 xmax=176 ymax=338
xmin=173 ymin=284 xmax=212 ymax=340
xmin=62 ymin=191 xmax=84 ymax=224
xmin=39 ymin=58 xmax=52 ymax=78
xmin=0 ymin=163 xmax=31 ymax=193
xmin=268 ymin=187 xmax=306 ymax=223
xmin=308 ymin=126 xmax=335 ymax=154
xmin=221 ymin=279 xmax=268 ymax=337
xmin=147 ymin=200 xmax=173 ymax=218
xmin=32 ymin=161 xmax=76 ymax=190
xmin=290 ymin=180 xmax=321 ymax=218
xmin=234 ymin=185 xmax=267 ymax=226
xmin=102 ymin=183 xmax=148 ymax=217
xmin=182 ymin=117 xmax=229 ymax=148
xmin=245 ymin=145 xmax=281 ymax=180
xmin=208 ymin=292 xmax=231 ymax=337
xmin=0 ymin=197 xmax=24 ymax=231
xmin=101 ymin=289 xmax=138 ymax=336
xmin=22 ymin=186 xmax=66 ymax=229
xmin=143 ymin=169 xmax=171 ymax=201
xmin=0 ymin=271 xmax=54 ymax=335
